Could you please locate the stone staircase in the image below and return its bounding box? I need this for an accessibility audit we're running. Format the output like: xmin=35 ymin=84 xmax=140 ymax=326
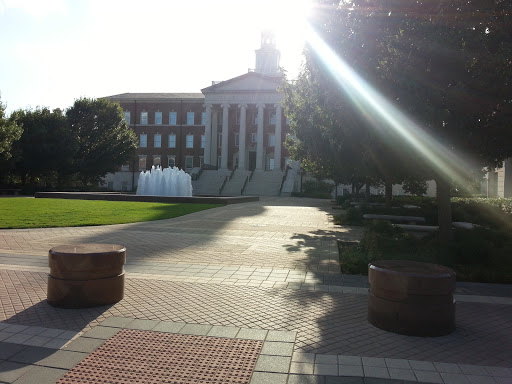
xmin=242 ymin=170 xmax=284 ymax=196
xmin=192 ymin=169 xmax=231 ymax=195
xmin=221 ymin=170 xmax=251 ymax=196
xmin=192 ymin=168 xmax=298 ymax=197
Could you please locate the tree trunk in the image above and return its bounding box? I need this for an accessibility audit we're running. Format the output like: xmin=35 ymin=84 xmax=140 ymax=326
xmin=436 ymin=178 xmax=453 ymax=243
xmin=351 ymin=183 xmax=355 ymax=195
xmin=365 ymin=183 xmax=370 ymax=202
xmin=355 ymin=182 xmax=364 ymax=195
xmin=385 ymin=179 xmax=393 ymax=208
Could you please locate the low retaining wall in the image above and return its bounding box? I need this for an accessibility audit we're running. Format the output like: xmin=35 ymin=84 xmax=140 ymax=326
xmin=35 ymin=192 xmax=259 ymax=205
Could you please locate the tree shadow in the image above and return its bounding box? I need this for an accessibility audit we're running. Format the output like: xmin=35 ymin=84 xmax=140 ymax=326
xmin=3 ymin=300 xmax=114 ymax=332
xmin=62 ymin=201 xmax=265 ymax=266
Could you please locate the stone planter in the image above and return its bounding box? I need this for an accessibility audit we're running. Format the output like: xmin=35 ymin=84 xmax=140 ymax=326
xmin=368 ymin=260 xmax=456 ymax=336
xmin=47 ymin=244 xmax=126 ymax=308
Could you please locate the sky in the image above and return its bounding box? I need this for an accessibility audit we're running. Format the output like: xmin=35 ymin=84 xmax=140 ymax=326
xmin=0 ymin=0 xmax=311 ymax=115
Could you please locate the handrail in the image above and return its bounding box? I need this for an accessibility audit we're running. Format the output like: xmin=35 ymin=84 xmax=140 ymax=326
xmin=279 ymin=165 xmax=291 ymax=196
xmin=229 ymin=167 xmax=237 ymax=181
xmin=192 ymin=167 xmax=203 ymax=181
xmin=219 ymin=176 xmax=228 ymax=195
xmin=248 ymin=169 xmax=255 ymax=182
xmin=241 ymin=175 xmax=249 ymax=195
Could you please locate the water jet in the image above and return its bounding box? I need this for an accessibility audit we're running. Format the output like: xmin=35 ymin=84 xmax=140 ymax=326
xmin=136 ymin=166 xmax=193 ymax=197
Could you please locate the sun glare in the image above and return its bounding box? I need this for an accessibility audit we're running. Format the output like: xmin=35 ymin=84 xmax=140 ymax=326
xmin=304 ymin=24 xmax=478 ymax=191
xmin=256 ymin=0 xmax=312 ymax=78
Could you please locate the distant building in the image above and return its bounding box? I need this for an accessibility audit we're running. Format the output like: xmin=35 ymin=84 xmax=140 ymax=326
xmin=104 ymin=30 xmax=294 ymax=194
xmin=485 ymin=160 xmax=512 ymax=198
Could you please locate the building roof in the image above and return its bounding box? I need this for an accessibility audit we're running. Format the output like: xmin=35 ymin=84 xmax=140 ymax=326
xmin=106 ymin=93 xmax=205 ymax=101
xmin=201 ymin=72 xmax=283 ymax=93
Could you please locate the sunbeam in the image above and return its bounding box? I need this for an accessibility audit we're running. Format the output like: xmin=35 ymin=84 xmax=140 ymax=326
xmin=303 ymin=23 xmax=478 ymax=190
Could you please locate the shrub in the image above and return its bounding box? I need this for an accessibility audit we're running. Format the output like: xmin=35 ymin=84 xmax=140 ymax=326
xmin=337 ymin=222 xmax=512 ymax=283
xmin=334 ymin=207 xmax=364 ymax=225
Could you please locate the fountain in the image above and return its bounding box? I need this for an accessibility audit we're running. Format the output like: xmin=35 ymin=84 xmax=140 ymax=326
xmin=136 ymin=166 xmax=193 ymax=197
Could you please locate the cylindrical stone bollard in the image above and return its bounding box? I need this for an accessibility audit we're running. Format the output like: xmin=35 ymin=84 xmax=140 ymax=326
xmin=47 ymin=244 xmax=126 ymax=308
xmin=368 ymin=260 xmax=456 ymax=336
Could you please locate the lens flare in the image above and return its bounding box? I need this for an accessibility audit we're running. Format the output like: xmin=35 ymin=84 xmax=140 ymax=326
xmin=303 ymin=24 xmax=478 ymax=190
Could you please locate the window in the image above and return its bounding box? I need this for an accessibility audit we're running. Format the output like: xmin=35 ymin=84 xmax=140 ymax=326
xmin=168 ymin=134 xmax=176 ymax=148
xmin=201 ymin=135 xmax=205 ymax=149
xmin=168 ymin=156 xmax=176 ymax=168
xmin=268 ymin=134 xmax=275 ymax=147
xmin=169 ymin=112 xmax=177 ymax=125
xmin=124 ymin=111 xmax=130 ymax=124
xmin=138 ymin=156 xmax=147 ymax=171
xmin=153 ymin=155 xmax=161 ymax=167
xmin=234 ymin=156 xmax=239 ymax=168
xmin=154 ymin=134 xmax=161 ymax=148
xmin=251 ymin=133 xmax=257 ymax=143
xmin=155 ymin=112 xmax=162 ymax=125
xmin=187 ymin=112 xmax=194 ymax=125
xmin=268 ymin=158 xmax=275 ymax=170
xmin=141 ymin=112 xmax=148 ymax=125
xmin=199 ymin=156 xmax=204 ymax=168
xmin=185 ymin=156 xmax=194 ymax=170
xmin=218 ymin=133 xmax=222 ymax=148
xmin=186 ymin=134 xmax=194 ymax=148
xmin=234 ymin=133 xmax=239 ymax=147
xmin=140 ymin=134 xmax=147 ymax=148
xmin=217 ymin=156 xmax=222 ymax=168
xmin=121 ymin=164 xmax=129 ymax=171
xmin=269 ymin=111 xmax=276 ymax=125
xmin=235 ymin=111 xmax=240 ymax=125
xmin=201 ymin=112 xmax=206 ymax=125
xmin=252 ymin=112 xmax=258 ymax=125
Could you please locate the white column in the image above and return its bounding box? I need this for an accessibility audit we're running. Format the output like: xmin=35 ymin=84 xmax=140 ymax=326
xmin=256 ymin=103 xmax=265 ymax=170
xmin=203 ymin=104 xmax=212 ymax=166
xmin=274 ymin=103 xmax=282 ymax=171
xmin=211 ymin=108 xmax=218 ymax=166
xmin=238 ymin=104 xmax=247 ymax=170
xmin=221 ymin=104 xmax=230 ymax=169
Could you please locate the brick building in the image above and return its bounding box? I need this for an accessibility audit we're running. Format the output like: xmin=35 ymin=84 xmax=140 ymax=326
xmin=104 ymin=31 xmax=296 ymax=194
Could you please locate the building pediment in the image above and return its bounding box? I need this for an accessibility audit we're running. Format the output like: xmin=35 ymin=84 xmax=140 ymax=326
xmin=202 ymin=72 xmax=282 ymax=94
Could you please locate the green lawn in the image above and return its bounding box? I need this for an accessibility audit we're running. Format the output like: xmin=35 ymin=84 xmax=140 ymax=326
xmin=0 ymin=198 xmax=221 ymax=229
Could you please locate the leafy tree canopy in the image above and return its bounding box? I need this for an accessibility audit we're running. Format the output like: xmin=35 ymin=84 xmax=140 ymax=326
xmin=0 ymin=97 xmax=22 ymax=161
xmin=66 ymin=97 xmax=137 ymax=186
xmin=284 ymin=0 xmax=512 ymax=239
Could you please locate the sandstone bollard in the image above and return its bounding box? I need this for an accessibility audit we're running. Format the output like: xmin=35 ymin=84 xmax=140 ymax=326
xmin=368 ymin=260 xmax=456 ymax=336
xmin=47 ymin=244 xmax=126 ymax=308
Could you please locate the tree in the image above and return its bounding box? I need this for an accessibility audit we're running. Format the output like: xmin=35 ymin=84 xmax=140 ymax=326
xmin=285 ymin=0 xmax=512 ymax=241
xmin=9 ymin=108 xmax=75 ymax=189
xmin=0 ymin=97 xmax=22 ymax=162
xmin=66 ymin=97 xmax=137 ymax=186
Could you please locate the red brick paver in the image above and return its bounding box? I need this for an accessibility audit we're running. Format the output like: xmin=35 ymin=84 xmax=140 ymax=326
xmin=56 ymin=329 xmax=262 ymax=384
xmin=2 ymin=269 xmax=512 ymax=367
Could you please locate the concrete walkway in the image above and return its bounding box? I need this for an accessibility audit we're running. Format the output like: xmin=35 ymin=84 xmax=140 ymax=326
xmin=0 ymin=197 xmax=511 ymax=383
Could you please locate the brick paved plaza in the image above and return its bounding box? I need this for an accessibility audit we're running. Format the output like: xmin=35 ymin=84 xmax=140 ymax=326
xmin=0 ymin=197 xmax=511 ymax=383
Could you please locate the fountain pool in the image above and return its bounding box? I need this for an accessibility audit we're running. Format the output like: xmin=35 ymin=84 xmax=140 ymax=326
xmin=136 ymin=166 xmax=193 ymax=197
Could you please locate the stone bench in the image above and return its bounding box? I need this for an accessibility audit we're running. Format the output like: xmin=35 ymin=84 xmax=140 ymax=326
xmin=367 ymin=260 xmax=456 ymax=336
xmin=47 ymin=244 xmax=126 ymax=308
xmin=363 ymin=214 xmax=426 ymax=224
xmin=396 ymin=224 xmax=438 ymax=232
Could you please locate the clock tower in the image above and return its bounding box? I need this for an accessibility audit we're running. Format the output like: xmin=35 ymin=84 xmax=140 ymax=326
xmin=255 ymin=30 xmax=281 ymax=76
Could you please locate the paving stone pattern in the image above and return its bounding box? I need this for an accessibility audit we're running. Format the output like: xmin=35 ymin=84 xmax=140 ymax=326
xmin=2 ymin=268 xmax=512 ymax=367
xmin=0 ymin=197 xmax=511 ymax=384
